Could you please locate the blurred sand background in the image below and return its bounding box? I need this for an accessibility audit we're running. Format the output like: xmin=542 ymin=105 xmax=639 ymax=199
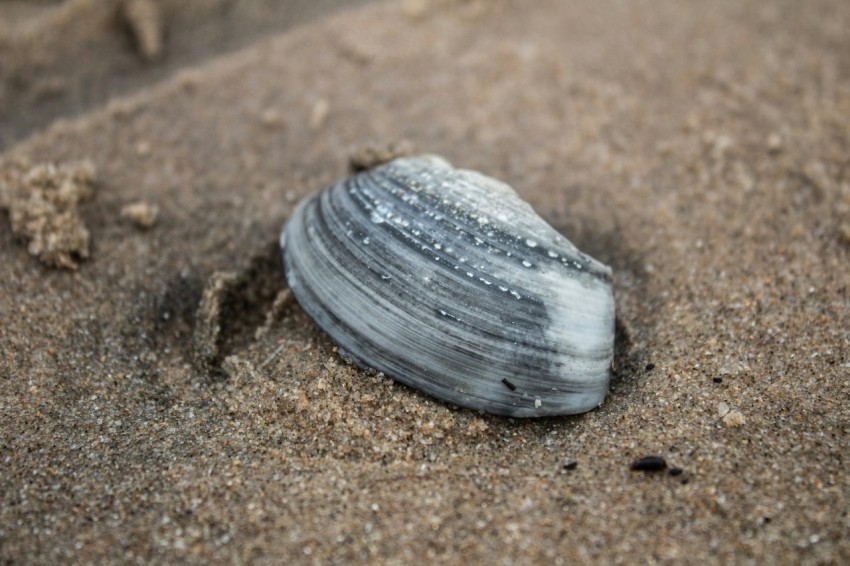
xmin=0 ymin=0 xmax=372 ymax=149
xmin=1 ymin=0 xmax=849 ymax=563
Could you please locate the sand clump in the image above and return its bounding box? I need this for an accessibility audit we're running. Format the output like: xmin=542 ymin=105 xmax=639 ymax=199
xmin=121 ymin=200 xmax=159 ymax=228
xmin=193 ymin=271 xmax=241 ymax=372
xmin=193 ymin=244 xmax=287 ymax=375
xmin=348 ymin=140 xmax=417 ymax=172
xmin=121 ymin=0 xmax=165 ymax=61
xmin=0 ymin=158 xmax=96 ymax=269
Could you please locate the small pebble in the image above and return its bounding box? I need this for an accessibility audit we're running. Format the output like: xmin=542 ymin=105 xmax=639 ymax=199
xmin=669 ymin=467 xmax=684 ymax=477
xmin=630 ymin=455 xmax=667 ymax=472
xmin=563 ymin=461 xmax=578 ymax=471
xmin=723 ymin=410 xmax=747 ymax=428
xmin=767 ymin=133 xmax=783 ymax=153
xmin=135 ymin=141 xmax=151 ymax=157
xmin=310 ymin=98 xmax=330 ymax=129
xmin=260 ymin=108 xmax=285 ymax=129
xmin=645 ymin=363 xmax=655 ymax=371
xmin=713 ymin=377 xmax=723 ymax=383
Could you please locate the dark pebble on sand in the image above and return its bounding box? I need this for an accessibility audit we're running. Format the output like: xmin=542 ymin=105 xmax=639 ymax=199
xmin=563 ymin=461 xmax=578 ymax=471
xmin=645 ymin=363 xmax=655 ymax=371
xmin=630 ymin=455 xmax=667 ymax=472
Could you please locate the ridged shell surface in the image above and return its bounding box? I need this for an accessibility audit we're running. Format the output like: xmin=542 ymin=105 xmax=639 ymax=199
xmin=280 ymin=155 xmax=615 ymax=417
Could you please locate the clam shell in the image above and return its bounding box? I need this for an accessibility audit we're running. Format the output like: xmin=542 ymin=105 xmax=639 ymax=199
xmin=280 ymin=155 xmax=615 ymax=417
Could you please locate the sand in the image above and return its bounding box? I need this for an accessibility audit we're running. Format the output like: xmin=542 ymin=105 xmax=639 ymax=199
xmin=1 ymin=0 xmax=848 ymax=563
xmin=0 ymin=0 xmax=374 ymax=150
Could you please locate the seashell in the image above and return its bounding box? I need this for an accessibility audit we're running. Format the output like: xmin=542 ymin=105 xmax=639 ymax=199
xmin=280 ymin=155 xmax=615 ymax=417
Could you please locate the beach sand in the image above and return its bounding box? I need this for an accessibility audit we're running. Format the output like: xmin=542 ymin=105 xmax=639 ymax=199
xmin=1 ymin=0 xmax=848 ymax=563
